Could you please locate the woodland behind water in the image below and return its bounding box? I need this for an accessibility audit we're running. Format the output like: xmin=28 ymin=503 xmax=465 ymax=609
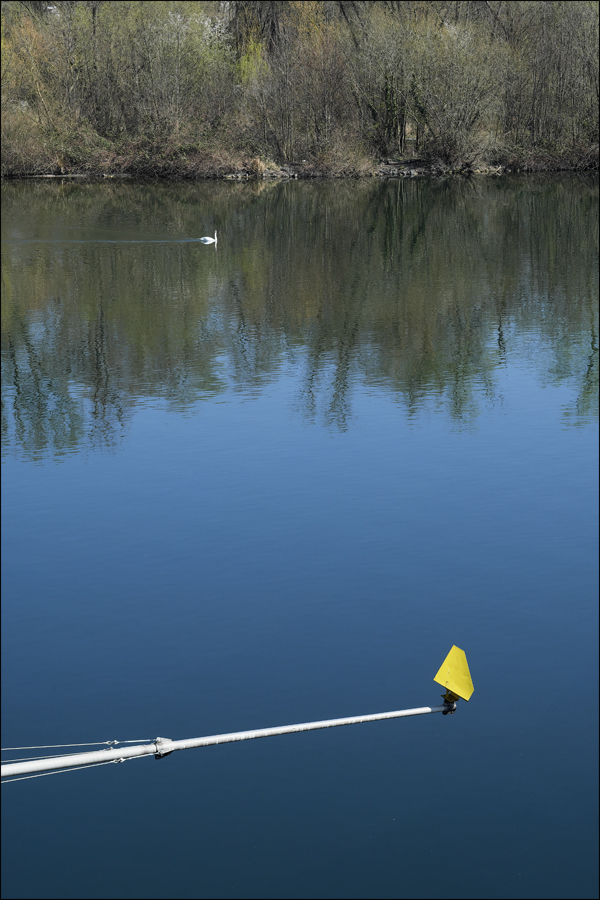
xmin=1 ymin=0 xmax=599 ymax=177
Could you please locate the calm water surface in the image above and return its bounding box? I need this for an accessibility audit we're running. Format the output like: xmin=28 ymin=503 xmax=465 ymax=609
xmin=1 ymin=177 xmax=598 ymax=900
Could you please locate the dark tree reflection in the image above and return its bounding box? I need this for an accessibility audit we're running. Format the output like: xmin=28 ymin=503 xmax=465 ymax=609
xmin=1 ymin=175 xmax=597 ymax=457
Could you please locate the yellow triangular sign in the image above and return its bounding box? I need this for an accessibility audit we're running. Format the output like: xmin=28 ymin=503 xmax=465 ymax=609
xmin=433 ymin=646 xmax=474 ymax=702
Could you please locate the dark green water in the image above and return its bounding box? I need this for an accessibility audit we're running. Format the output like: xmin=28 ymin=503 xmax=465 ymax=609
xmin=1 ymin=176 xmax=598 ymax=900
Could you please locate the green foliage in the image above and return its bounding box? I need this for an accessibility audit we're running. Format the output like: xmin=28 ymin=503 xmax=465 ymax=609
xmin=407 ymin=19 xmax=510 ymax=164
xmin=1 ymin=0 xmax=598 ymax=172
xmin=239 ymin=39 xmax=267 ymax=85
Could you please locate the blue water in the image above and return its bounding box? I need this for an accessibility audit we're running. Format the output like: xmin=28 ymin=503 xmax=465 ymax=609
xmin=1 ymin=177 xmax=598 ymax=899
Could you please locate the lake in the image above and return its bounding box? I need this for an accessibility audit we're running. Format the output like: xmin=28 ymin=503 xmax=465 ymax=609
xmin=1 ymin=175 xmax=598 ymax=900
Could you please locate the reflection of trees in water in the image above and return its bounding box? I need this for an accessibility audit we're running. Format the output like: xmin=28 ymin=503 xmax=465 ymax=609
xmin=2 ymin=315 xmax=85 ymax=459
xmin=1 ymin=176 xmax=597 ymax=455
xmin=564 ymin=296 xmax=599 ymax=426
xmin=1 ymin=303 xmax=127 ymax=458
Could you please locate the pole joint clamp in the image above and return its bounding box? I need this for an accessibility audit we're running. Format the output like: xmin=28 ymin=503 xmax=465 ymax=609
xmin=441 ymin=690 xmax=459 ymax=715
xmin=154 ymin=737 xmax=174 ymax=759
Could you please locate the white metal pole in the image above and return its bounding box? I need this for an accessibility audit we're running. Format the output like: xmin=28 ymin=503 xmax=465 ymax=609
xmin=1 ymin=742 xmax=159 ymax=778
xmin=1 ymin=702 xmax=455 ymax=779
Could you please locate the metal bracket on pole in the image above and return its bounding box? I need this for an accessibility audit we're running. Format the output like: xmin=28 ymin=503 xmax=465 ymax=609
xmin=441 ymin=691 xmax=458 ymax=715
xmin=154 ymin=737 xmax=174 ymax=759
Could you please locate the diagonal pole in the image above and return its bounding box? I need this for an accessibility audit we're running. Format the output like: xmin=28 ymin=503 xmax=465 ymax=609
xmin=2 ymin=701 xmax=456 ymax=779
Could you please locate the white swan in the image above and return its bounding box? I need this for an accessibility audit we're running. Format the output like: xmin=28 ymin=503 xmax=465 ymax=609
xmin=199 ymin=230 xmax=217 ymax=245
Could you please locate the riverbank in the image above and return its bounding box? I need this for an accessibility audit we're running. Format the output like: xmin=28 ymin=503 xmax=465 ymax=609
xmin=2 ymin=143 xmax=598 ymax=181
xmin=2 ymin=1 xmax=597 ymax=186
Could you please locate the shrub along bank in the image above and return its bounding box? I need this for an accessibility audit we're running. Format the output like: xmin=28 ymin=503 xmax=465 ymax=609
xmin=1 ymin=1 xmax=598 ymax=178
